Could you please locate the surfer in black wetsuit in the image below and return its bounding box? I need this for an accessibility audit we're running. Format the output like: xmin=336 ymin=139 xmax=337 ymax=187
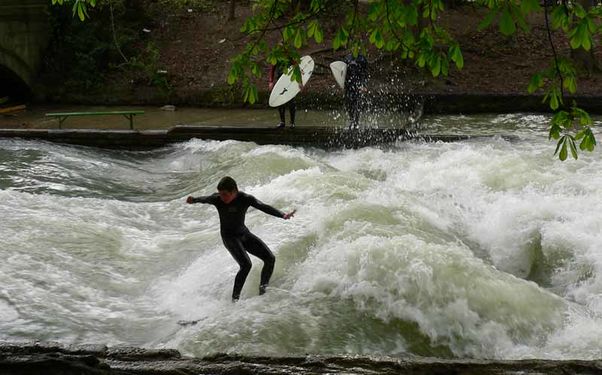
xmin=269 ymin=60 xmax=297 ymax=128
xmin=186 ymin=176 xmax=296 ymax=301
xmin=344 ymin=53 xmax=368 ymax=129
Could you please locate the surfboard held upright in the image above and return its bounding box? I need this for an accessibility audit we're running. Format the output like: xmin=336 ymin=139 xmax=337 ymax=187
xmin=329 ymin=61 xmax=347 ymax=90
xmin=268 ymin=56 xmax=314 ymax=107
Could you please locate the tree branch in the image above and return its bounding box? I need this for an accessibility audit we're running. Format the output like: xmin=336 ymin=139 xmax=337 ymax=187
xmin=544 ymin=1 xmax=565 ymax=102
xmin=385 ymin=0 xmax=413 ymax=51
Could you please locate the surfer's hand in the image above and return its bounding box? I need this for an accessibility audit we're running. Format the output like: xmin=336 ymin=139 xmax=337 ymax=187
xmin=186 ymin=196 xmax=194 ymax=204
xmin=283 ymin=210 xmax=296 ymax=220
xmin=269 ymin=82 xmax=274 ymax=90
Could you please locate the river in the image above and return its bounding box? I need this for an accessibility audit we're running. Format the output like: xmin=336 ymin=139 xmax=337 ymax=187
xmin=0 ymin=112 xmax=601 ymax=360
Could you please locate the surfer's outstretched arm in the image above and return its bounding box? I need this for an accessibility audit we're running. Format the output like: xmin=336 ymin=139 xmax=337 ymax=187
xmin=249 ymin=195 xmax=284 ymax=217
xmin=249 ymin=195 xmax=295 ymax=220
xmin=186 ymin=195 xmax=217 ymax=204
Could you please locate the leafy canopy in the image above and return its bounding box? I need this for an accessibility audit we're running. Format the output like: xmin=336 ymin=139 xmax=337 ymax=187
xmin=53 ymin=0 xmax=600 ymax=159
xmin=229 ymin=0 xmax=599 ymax=160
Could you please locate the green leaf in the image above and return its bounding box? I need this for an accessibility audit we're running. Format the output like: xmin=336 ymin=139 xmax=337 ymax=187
xmin=549 ymin=92 xmax=559 ymax=110
xmin=549 ymin=112 xmax=566 ymax=140
xmin=478 ymin=10 xmax=498 ymax=31
xmin=310 ymin=0 xmax=321 ymax=12
xmin=417 ymin=53 xmax=426 ymax=68
xmin=574 ymin=4 xmax=587 ymax=18
xmin=368 ymin=2 xmax=381 ymax=21
xmin=449 ymin=45 xmax=463 ymax=70
xmin=314 ymin=26 xmax=323 ymax=43
xmin=283 ymin=26 xmax=295 ymax=42
xmin=406 ymin=5 xmax=418 ymax=26
xmin=385 ymin=40 xmax=400 ymax=52
xmin=564 ymin=77 xmax=577 ymax=94
xmin=333 ymin=34 xmax=341 ymax=50
xmin=570 ymin=22 xmax=591 ymax=50
xmin=551 ymin=6 xmax=570 ymax=31
xmin=248 ymin=85 xmax=258 ymax=105
xmin=291 ymin=66 xmax=302 ymax=83
xmin=374 ymin=30 xmax=385 ymax=49
xmin=587 ymin=16 xmax=596 ymax=33
xmin=307 ymin=21 xmax=315 ymax=38
xmin=431 ymin=56 xmax=441 ymax=77
xmin=545 ymin=87 xmax=563 ymax=111
xmin=352 ymin=43 xmax=360 ymax=58
xmin=499 ymin=8 xmax=516 ymax=36
xmin=441 ymin=57 xmax=449 ymax=76
xmin=581 ymin=128 xmax=597 ymax=152
xmin=369 ymin=29 xmax=378 ymax=44
xmin=582 ymin=34 xmax=592 ymax=50
xmin=227 ymin=69 xmax=237 ymax=85
xmin=558 ymin=137 xmax=568 ymax=161
xmin=569 ymin=137 xmax=578 ymax=159
xmin=553 ymin=136 xmax=563 ymax=155
xmin=78 ymin=3 xmax=86 ymax=21
xmin=294 ymin=29 xmax=303 ymax=49
xmin=332 ymin=28 xmax=347 ymax=50
xmin=576 ymin=109 xmax=593 ymax=126
xmin=528 ymin=73 xmax=543 ymax=93
xmin=520 ymin=0 xmax=541 ymax=14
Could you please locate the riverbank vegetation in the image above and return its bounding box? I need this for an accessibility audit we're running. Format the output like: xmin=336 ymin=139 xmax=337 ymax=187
xmin=46 ymin=0 xmax=601 ymax=158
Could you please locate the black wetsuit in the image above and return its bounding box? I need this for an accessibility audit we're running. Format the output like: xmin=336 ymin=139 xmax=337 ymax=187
xmin=189 ymin=192 xmax=285 ymax=300
xmin=343 ymin=53 xmax=368 ymax=128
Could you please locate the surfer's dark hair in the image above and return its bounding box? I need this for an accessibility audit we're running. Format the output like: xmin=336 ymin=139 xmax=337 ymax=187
xmin=217 ymin=176 xmax=238 ymax=192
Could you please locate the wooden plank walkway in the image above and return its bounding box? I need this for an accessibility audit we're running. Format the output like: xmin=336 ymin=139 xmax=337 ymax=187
xmin=0 ymin=126 xmax=517 ymax=149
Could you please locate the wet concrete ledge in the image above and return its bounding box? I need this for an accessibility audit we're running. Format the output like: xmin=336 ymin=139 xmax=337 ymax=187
xmin=1 ymin=342 xmax=601 ymax=375
xmin=0 ymin=125 xmax=517 ymax=149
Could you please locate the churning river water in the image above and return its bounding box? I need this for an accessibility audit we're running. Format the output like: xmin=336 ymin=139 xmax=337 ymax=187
xmin=0 ymin=113 xmax=601 ymax=360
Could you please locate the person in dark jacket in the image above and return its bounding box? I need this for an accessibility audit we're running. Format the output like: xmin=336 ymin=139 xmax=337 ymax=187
xmin=186 ymin=176 xmax=296 ymax=301
xmin=269 ymin=60 xmax=297 ymax=128
xmin=344 ymin=53 xmax=368 ymax=129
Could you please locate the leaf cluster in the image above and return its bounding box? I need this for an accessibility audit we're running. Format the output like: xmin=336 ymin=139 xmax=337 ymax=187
xmin=51 ymin=0 xmax=97 ymax=21
xmin=53 ymin=0 xmax=600 ymax=159
xmin=226 ymin=0 xmax=599 ymax=160
xmin=550 ymin=105 xmax=596 ymax=160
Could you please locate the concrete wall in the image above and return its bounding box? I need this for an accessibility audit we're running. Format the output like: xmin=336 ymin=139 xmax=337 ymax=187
xmin=0 ymin=0 xmax=50 ymax=91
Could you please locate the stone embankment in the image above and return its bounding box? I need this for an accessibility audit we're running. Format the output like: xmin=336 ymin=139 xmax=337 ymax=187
xmin=1 ymin=342 xmax=601 ymax=375
xmin=0 ymin=125 xmax=518 ymax=149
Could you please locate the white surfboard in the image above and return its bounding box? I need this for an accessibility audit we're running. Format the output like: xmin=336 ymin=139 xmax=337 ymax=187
xmin=268 ymin=55 xmax=314 ymax=107
xmin=330 ymin=61 xmax=347 ymax=90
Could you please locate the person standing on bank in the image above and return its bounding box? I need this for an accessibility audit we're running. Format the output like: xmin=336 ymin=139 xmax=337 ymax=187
xmin=344 ymin=52 xmax=368 ymax=129
xmin=186 ymin=176 xmax=296 ymax=301
xmin=269 ymin=59 xmax=297 ymax=128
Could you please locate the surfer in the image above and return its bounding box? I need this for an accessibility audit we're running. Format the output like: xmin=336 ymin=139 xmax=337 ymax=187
xmin=269 ymin=60 xmax=297 ymax=128
xmin=186 ymin=176 xmax=296 ymax=301
xmin=344 ymin=52 xmax=368 ymax=129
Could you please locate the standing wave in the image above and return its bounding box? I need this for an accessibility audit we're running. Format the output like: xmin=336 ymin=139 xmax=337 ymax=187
xmin=1 ymin=122 xmax=601 ymax=360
